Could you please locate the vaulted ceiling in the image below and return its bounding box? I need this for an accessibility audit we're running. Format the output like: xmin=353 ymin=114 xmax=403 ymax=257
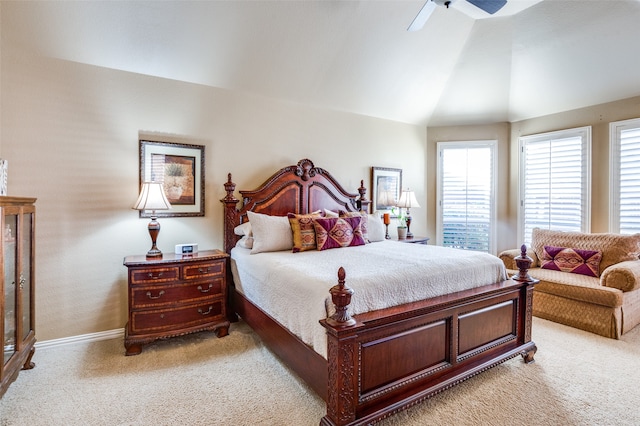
xmin=3 ymin=0 xmax=640 ymax=126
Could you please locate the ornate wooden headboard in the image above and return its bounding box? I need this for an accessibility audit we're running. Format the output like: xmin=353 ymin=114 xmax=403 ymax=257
xmin=221 ymin=158 xmax=370 ymax=253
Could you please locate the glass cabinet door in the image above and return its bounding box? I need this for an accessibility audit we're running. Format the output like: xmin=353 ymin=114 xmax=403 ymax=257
xmin=20 ymin=212 xmax=33 ymax=342
xmin=3 ymin=214 xmax=17 ymax=366
xmin=1 ymin=198 xmax=36 ymax=398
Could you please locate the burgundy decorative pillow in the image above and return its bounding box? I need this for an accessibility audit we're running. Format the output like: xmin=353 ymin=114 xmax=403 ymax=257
xmin=288 ymin=212 xmax=323 ymax=252
xmin=313 ymin=217 xmax=365 ymax=251
xmin=339 ymin=211 xmax=369 ymax=243
xmin=541 ymin=245 xmax=603 ymax=277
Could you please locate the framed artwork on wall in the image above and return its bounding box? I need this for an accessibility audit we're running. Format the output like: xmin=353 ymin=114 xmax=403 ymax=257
xmin=371 ymin=166 xmax=402 ymax=216
xmin=139 ymin=140 xmax=205 ymax=217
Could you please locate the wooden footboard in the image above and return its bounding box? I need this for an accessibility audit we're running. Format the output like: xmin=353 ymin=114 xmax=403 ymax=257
xmin=231 ymin=248 xmax=538 ymax=426
xmin=320 ymin=262 xmax=537 ymax=425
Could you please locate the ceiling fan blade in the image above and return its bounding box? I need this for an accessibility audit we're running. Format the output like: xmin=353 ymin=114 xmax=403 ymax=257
xmin=407 ymin=1 xmax=437 ymax=32
xmin=466 ymin=0 xmax=507 ymax=14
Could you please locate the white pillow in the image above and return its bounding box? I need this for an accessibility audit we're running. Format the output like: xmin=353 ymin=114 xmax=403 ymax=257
xmin=235 ymin=235 xmax=254 ymax=249
xmin=247 ymin=211 xmax=293 ymax=254
xmin=323 ymin=209 xmax=339 ymax=218
xmin=367 ymin=213 xmax=386 ymax=242
xmin=234 ymin=221 xmax=252 ymax=236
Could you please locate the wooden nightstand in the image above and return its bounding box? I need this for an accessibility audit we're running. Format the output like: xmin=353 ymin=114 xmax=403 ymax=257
xmin=390 ymin=236 xmax=430 ymax=245
xmin=123 ymin=249 xmax=230 ymax=355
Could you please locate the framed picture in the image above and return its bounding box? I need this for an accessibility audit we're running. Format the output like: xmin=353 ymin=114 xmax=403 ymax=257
xmin=371 ymin=166 xmax=402 ymax=215
xmin=139 ymin=140 xmax=205 ymax=217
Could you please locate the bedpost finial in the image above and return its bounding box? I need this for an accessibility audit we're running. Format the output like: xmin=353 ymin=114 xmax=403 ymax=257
xmin=357 ymin=180 xmax=370 ymax=213
xmin=326 ymin=266 xmax=356 ymax=327
xmin=358 ymin=180 xmax=367 ymax=198
xmin=222 ymin=173 xmax=237 ymax=202
xmin=512 ymin=244 xmax=539 ymax=284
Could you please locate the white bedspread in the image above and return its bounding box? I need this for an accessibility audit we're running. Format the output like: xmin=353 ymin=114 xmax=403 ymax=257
xmin=230 ymin=241 xmax=507 ymax=358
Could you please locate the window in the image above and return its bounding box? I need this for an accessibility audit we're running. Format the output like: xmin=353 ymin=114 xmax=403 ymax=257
xmin=437 ymin=141 xmax=496 ymax=253
xmin=610 ymin=118 xmax=640 ymax=234
xmin=518 ymin=126 xmax=591 ymax=245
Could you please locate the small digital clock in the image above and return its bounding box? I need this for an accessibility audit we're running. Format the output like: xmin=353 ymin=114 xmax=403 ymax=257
xmin=175 ymin=243 xmax=198 ymax=255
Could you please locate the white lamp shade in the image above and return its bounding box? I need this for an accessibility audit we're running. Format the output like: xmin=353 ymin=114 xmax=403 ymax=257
xmin=397 ymin=190 xmax=420 ymax=209
xmin=133 ymin=182 xmax=172 ymax=211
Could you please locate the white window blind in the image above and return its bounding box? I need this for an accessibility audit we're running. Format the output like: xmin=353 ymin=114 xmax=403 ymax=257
xmin=437 ymin=141 xmax=496 ymax=253
xmin=519 ymin=127 xmax=591 ymax=245
xmin=610 ymin=118 xmax=640 ymax=234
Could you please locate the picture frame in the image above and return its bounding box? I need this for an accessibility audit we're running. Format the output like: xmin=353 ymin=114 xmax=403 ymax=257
xmin=139 ymin=140 xmax=205 ymax=218
xmin=371 ymin=166 xmax=402 ymax=215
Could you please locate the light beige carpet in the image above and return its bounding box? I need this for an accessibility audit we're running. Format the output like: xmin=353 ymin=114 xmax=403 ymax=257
xmin=1 ymin=317 xmax=639 ymax=425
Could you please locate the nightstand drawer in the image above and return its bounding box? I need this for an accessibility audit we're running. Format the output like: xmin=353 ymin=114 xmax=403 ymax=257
xmin=129 ymin=266 xmax=180 ymax=284
xmin=130 ymin=278 xmax=224 ymax=308
xmin=183 ymin=260 xmax=224 ymax=280
xmin=130 ymin=300 xmax=224 ymax=333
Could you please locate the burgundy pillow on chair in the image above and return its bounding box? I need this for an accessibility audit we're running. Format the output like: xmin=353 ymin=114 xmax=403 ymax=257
xmin=541 ymin=245 xmax=603 ymax=277
xmin=313 ymin=217 xmax=365 ymax=251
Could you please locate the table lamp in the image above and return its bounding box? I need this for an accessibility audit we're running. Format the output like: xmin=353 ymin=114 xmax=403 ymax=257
xmin=133 ymin=182 xmax=172 ymax=258
xmin=397 ymin=189 xmax=420 ymax=239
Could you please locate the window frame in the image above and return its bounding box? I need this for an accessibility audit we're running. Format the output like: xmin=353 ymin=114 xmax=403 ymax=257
xmin=609 ymin=117 xmax=640 ymax=233
xmin=518 ymin=126 xmax=592 ymax=245
xmin=436 ymin=140 xmax=497 ymax=254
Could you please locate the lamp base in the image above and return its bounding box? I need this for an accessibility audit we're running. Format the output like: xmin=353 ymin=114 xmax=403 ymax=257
xmin=146 ymin=216 xmax=163 ymax=258
xmin=406 ymin=215 xmax=413 ymax=239
xmin=146 ymin=248 xmax=162 ymax=258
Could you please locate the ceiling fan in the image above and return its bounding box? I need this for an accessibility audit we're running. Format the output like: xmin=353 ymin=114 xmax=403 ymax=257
xmin=408 ymin=0 xmax=507 ymax=31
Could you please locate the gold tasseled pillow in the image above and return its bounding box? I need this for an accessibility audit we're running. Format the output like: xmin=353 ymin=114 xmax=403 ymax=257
xmin=288 ymin=212 xmax=323 ymax=252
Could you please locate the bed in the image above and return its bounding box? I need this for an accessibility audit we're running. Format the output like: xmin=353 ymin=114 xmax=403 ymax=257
xmin=221 ymin=158 xmax=538 ymax=426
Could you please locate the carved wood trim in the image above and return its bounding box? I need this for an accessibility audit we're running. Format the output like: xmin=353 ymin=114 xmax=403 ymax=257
xmin=324 ymin=332 xmax=357 ymax=425
xmin=525 ymin=285 xmax=534 ymax=343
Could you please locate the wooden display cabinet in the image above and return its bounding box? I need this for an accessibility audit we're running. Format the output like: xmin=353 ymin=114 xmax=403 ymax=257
xmin=1 ymin=197 xmax=36 ymax=398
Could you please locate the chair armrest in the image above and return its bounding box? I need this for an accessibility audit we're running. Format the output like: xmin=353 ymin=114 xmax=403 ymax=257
xmin=498 ymin=248 xmax=539 ymax=270
xmin=600 ymin=260 xmax=640 ymax=292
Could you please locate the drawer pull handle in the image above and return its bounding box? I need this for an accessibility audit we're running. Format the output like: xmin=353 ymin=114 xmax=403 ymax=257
xmin=198 ymin=306 xmax=213 ymax=316
xmin=148 ymin=272 xmax=164 ymax=279
xmin=197 ymin=284 xmax=213 ymax=293
xmin=146 ymin=290 xmax=165 ymax=300
xmin=198 ymin=267 xmax=211 ymax=274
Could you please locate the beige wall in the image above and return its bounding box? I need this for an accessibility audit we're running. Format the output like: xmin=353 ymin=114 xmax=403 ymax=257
xmin=0 ymin=45 xmax=426 ymax=341
xmin=0 ymin=3 xmax=2 ymax=154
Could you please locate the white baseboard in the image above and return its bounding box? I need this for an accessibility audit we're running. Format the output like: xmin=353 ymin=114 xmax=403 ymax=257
xmin=35 ymin=328 xmax=124 ymax=350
